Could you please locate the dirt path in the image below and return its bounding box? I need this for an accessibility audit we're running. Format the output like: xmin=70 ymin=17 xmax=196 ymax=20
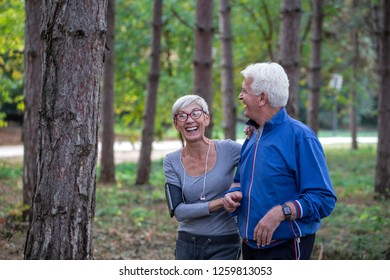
xmin=0 ymin=127 xmax=182 ymax=163
xmin=0 ymin=126 xmax=22 ymax=146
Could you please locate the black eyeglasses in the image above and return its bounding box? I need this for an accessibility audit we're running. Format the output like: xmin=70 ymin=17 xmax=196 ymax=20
xmin=174 ymin=109 xmax=205 ymax=122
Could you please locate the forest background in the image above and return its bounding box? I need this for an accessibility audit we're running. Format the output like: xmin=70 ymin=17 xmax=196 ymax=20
xmin=0 ymin=0 xmax=380 ymax=136
xmin=0 ymin=0 xmax=389 ymax=260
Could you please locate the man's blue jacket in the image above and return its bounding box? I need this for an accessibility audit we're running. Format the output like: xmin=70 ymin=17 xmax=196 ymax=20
xmin=234 ymin=108 xmax=337 ymax=249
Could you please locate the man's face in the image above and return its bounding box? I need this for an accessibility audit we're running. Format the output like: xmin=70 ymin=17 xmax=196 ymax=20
xmin=238 ymin=77 xmax=259 ymax=120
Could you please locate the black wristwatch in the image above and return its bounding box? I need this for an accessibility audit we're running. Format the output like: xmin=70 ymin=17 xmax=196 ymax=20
xmin=281 ymin=203 xmax=292 ymax=220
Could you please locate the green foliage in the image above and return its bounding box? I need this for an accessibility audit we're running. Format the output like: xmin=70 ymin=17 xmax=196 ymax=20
xmin=113 ymin=0 xmax=378 ymax=137
xmin=0 ymin=1 xmax=24 ymax=126
xmin=0 ymin=1 xmax=380 ymax=135
xmin=317 ymin=1 xmax=378 ymax=128
xmin=114 ymin=0 xmax=152 ymax=127
xmin=114 ymin=0 xmax=197 ymax=140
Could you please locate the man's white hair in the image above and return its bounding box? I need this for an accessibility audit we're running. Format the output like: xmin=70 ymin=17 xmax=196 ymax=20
xmin=241 ymin=62 xmax=289 ymax=107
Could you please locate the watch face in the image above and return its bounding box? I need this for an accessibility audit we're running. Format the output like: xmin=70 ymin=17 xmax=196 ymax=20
xmin=282 ymin=204 xmax=291 ymax=220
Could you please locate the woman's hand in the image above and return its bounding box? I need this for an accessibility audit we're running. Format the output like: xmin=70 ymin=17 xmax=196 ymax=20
xmin=244 ymin=125 xmax=255 ymax=139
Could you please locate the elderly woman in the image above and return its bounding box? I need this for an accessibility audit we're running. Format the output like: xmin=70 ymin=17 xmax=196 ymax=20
xmin=163 ymin=94 xmax=241 ymax=260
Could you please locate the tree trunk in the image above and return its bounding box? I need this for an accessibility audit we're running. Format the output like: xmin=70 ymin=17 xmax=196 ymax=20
xmin=307 ymin=0 xmax=322 ymax=135
xmin=100 ymin=0 xmax=116 ymax=183
xmin=219 ymin=0 xmax=236 ymax=140
xmin=136 ymin=0 xmax=163 ymax=185
xmin=370 ymin=3 xmax=381 ymax=70
xmin=375 ymin=0 xmax=390 ymax=199
xmin=194 ymin=0 xmax=214 ymax=138
xmin=24 ymin=0 xmax=107 ymax=259
xmin=278 ymin=0 xmax=301 ymax=119
xmin=23 ymin=0 xmax=42 ymax=221
xmin=350 ymin=0 xmax=359 ymax=150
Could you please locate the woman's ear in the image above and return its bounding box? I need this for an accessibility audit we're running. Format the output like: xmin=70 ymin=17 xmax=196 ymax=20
xmin=204 ymin=113 xmax=211 ymax=126
xmin=173 ymin=118 xmax=179 ymax=130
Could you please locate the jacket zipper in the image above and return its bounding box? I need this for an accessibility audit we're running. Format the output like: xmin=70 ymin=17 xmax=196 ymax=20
xmin=245 ymin=128 xmax=263 ymax=241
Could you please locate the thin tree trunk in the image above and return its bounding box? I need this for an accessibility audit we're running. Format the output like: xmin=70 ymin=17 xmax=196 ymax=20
xmin=24 ymin=0 xmax=107 ymax=259
xmin=100 ymin=0 xmax=116 ymax=183
xmin=278 ymin=0 xmax=301 ymax=119
xmin=370 ymin=3 xmax=381 ymax=70
xmin=350 ymin=88 xmax=358 ymax=149
xmin=194 ymin=0 xmax=214 ymax=138
xmin=219 ymin=0 xmax=236 ymax=140
xmin=136 ymin=0 xmax=163 ymax=185
xmin=23 ymin=0 xmax=42 ymax=221
xmin=307 ymin=0 xmax=323 ymax=135
xmin=349 ymin=0 xmax=360 ymax=150
xmin=375 ymin=0 xmax=390 ymax=199
xmin=350 ymin=0 xmax=359 ymax=150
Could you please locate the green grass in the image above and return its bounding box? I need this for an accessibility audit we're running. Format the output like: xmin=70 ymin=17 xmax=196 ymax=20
xmin=0 ymin=163 xmax=22 ymax=181
xmin=326 ymin=145 xmax=377 ymax=197
xmin=318 ymin=129 xmax=377 ymax=138
xmin=311 ymin=145 xmax=390 ymax=259
xmin=1 ymin=144 xmax=389 ymax=259
xmin=0 ymin=162 xmax=23 ymax=218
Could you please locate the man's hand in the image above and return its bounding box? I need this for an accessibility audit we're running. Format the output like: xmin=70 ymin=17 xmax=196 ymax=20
xmin=223 ymin=191 xmax=242 ymax=212
xmin=253 ymin=205 xmax=285 ymax=247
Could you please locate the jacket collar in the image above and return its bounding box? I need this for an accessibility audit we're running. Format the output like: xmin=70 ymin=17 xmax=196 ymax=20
xmin=263 ymin=107 xmax=288 ymax=131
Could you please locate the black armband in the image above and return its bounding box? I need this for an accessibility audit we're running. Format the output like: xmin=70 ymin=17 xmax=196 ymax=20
xmin=165 ymin=183 xmax=183 ymax=217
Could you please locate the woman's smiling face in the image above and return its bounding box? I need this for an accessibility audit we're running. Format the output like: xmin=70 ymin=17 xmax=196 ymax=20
xmin=174 ymin=102 xmax=209 ymax=142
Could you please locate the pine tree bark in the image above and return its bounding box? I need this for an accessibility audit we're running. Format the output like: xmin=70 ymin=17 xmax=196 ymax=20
xmin=24 ymin=0 xmax=107 ymax=259
xmin=374 ymin=0 xmax=390 ymax=199
xmin=194 ymin=0 xmax=214 ymax=138
xmin=100 ymin=0 xmax=116 ymax=183
xmin=219 ymin=0 xmax=236 ymax=140
xmin=307 ymin=0 xmax=322 ymax=135
xmin=278 ymin=0 xmax=301 ymax=119
xmin=23 ymin=0 xmax=42 ymax=221
xmin=136 ymin=0 xmax=163 ymax=185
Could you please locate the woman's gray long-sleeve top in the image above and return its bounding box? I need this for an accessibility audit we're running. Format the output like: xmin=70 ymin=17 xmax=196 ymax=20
xmin=163 ymin=140 xmax=241 ymax=236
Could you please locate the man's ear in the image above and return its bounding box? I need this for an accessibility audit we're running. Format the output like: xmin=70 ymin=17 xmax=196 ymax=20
xmin=258 ymin=92 xmax=268 ymax=106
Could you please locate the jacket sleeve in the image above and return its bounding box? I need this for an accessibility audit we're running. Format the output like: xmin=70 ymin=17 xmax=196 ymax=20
xmin=295 ymin=137 xmax=337 ymax=222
